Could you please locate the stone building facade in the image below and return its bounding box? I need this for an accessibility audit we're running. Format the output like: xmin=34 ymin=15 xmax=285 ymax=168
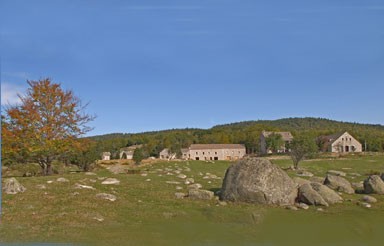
xmin=186 ymin=144 xmax=246 ymax=161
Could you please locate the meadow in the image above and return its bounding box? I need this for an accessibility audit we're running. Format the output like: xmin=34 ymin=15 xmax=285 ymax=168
xmin=1 ymin=154 xmax=384 ymax=246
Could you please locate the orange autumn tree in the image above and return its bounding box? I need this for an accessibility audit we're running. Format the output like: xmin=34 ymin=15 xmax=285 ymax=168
xmin=2 ymin=78 xmax=95 ymax=175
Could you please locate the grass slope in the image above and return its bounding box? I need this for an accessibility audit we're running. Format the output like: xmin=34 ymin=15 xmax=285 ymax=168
xmin=1 ymin=155 xmax=384 ymax=245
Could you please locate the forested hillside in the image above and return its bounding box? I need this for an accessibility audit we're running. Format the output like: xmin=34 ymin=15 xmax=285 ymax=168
xmin=89 ymin=117 xmax=384 ymax=158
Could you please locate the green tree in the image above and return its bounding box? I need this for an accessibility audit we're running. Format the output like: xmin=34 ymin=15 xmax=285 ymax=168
xmin=265 ymin=133 xmax=284 ymax=153
xmin=289 ymin=134 xmax=318 ymax=169
xmin=133 ymin=148 xmax=146 ymax=165
xmin=2 ymin=78 xmax=95 ymax=175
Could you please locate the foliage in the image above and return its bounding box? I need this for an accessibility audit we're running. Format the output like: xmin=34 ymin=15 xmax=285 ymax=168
xmin=289 ymin=134 xmax=318 ymax=169
xmin=1 ymin=78 xmax=95 ymax=174
xmin=133 ymin=148 xmax=146 ymax=165
xmin=265 ymin=133 xmax=284 ymax=153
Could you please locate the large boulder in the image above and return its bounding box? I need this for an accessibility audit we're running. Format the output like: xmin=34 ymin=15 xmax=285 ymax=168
xmin=310 ymin=182 xmax=343 ymax=204
xmin=3 ymin=178 xmax=26 ymax=194
xmin=363 ymin=175 xmax=384 ymax=194
xmin=220 ymin=158 xmax=297 ymax=206
xmin=324 ymin=174 xmax=354 ymax=194
xmin=298 ymin=183 xmax=328 ymax=206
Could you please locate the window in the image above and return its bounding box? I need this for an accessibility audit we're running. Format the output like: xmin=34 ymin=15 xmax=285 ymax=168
xmin=196 ymin=152 xmax=198 ymax=155
xmin=203 ymin=152 xmax=205 ymax=155
xmin=215 ymin=152 xmax=217 ymax=155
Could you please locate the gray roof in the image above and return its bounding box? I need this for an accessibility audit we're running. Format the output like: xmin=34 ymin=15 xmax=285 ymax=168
xmin=189 ymin=144 xmax=245 ymax=150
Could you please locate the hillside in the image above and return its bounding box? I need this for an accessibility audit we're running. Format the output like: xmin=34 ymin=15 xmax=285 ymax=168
xmin=88 ymin=117 xmax=384 ymax=157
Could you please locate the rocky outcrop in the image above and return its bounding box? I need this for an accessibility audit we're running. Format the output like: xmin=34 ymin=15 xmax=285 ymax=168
xmin=363 ymin=175 xmax=384 ymax=194
xmin=220 ymin=158 xmax=297 ymax=206
xmin=324 ymin=174 xmax=354 ymax=194
xmin=298 ymin=184 xmax=328 ymax=206
xmin=310 ymin=182 xmax=343 ymax=204
xmin=188 ymin=189 xmax=214 ymax=200
xmin=327 ymin=170 xmax=346 ymax=177
xmin=3 ymin=178 xmax=26 ymax=194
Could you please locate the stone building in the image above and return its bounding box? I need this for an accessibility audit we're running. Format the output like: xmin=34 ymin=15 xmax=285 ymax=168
xmin=119 ymin=144 xmax=142 ymax=159
xmin=319 ymin=131 xmax=362 ymax=153
xmin=260 ymin=131 xmax=294 ymax=154
xmin=101 ymin=152 xmax=111 ymax=161
xmin=159 ymin=148 xmax=176 ymax=160
xmin=186 ymin=144 xmax=246 ymax=161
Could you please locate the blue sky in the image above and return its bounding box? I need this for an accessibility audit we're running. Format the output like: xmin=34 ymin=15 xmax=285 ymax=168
xmin=1 ymin=0 xmax=383 ymax=136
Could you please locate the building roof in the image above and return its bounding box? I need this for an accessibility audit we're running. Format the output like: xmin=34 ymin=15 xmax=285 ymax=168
xmin=321 ymin=131 xmax=358 ymax=145
xmin=102 ymin=152 xmax=111 ymax=156
xmin=189 ymin=144 xmax=245 ymax=150
xmin=261 ymin=131 xmax=293 ymax=141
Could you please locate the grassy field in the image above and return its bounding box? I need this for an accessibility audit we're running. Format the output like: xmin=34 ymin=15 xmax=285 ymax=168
xmin=1 ymin=154 xmax=384 ymax=246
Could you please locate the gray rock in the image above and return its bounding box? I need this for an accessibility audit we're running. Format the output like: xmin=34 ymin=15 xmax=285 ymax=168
xmin=57 ymin=177 xmax=69 ymax=182
xmin=184 ymin=178 xmax=195 ymax=185
xmin=309 ymin=176 xmax=325 ymax=184
xmin=177 ymin=174 xmax=187 ymax=179
xmin=96 ymin=193 xmax=117 ymax=201
xmin=349 ymin=173 xmax=361 ymax=177
xmin=74 ymin=183 xmax=95 ymax=190
xmin=296 ymin=203 xmax=309 ymax=210
xmin=166 ymin=181 xmax=181 ymax=185
xmin=363 ymin=175 xmax=384 ymax=194
xmin=351 ymin=181 xmax=364 ymax=191
xmin=324 ymin=174 xmax=355 ymax=194
xmin=327 ymin=170 xmax=347 ymax=177
xmin=188 ymin=189 xmax=214 ymax=200
xmin=298 ymin=183 xmax=329 ymax=207
xmin=3 ymin=178 xmax=26 ymax=194
xmin=381 ymin=173 xmax=384 ymax=181
xmin=310 ymin=182 xmax=343 ymax=204
xmin=188 ymin=183 xmax=203 ymax=190
xmin=292 ymin=177 xmax=310 ymax=187
xmin=101 ymin=178 xmax=120 ymax=185
xmin=286 ymin=205 xmax=298 ymax=211
xmin=175 ymin=192 xmax=186 ymax=199
xmin=296 ymin=170 xmax=314 ymax=177
xmin=357 ymin=201 xmax=371 ymax=208
xmin=220 ymin=158 xmax=297 ymax=206
xmin=36 ymin=184 xmax=46 ymax=189
xmin=361 ymin=195 xmax=377 ymax=203
xmin=85 ymin=172 xmax=97 ymax=176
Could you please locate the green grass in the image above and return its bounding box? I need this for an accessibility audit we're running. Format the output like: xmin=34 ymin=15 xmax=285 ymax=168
xmin=1 ymin=156 xmax=384 ymax=245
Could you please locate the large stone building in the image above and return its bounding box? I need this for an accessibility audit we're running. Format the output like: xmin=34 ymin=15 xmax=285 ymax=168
xmin=260 ymin=131 xmax=294 ymax=154
xmin=159 ymin=148 xmax=176 ymax=160
xmin=185 ymin=144 xmax=246 ymax=161
xmin=119 ymin=144 xmax=142 ymax=159
xmin=319 ymin=131 xmax=362 ymax=153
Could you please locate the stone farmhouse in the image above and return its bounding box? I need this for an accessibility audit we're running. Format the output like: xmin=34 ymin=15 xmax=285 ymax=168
xmin=184 ymin=144 xmax=246 ymax=161
xmin=119 ymin=144 xmax=142 ymax=159
xmin=159 ymin=148 xmax=176 ymax=160
xmin=260 ymin=131 xmax=294 ymax=154
xmin=319 ymin=131 xmax=362 ymax=153
xmin=101 ymin=152 xmax=111 ymax=161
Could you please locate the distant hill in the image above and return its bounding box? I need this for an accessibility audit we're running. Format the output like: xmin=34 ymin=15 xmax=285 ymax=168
xmin=88 ymin=117 xmax=384 ymax=157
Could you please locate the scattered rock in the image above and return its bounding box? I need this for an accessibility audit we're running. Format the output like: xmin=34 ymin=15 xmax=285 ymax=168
xmin=317 ymin=208 xmax=324 ymax=212
xmin=175 ymin=192 xmax=186 ymax=199
xmin=324 ymin=174 xmax=355 ymax=194
xmin=220 ymin=158 xmax=298 ymax=206
xmin=101 ymin=178 xmax=120 ymax=185
xmin=174 ymin=170 xmax=181 ymax=174
xmin=3 ymin=178 xmax=26 ymax=194
xmin=188 ymin=189 xmax=214 ymax=200
xmin=93 ymin=215 xmax=104 ymax=222
xmin=357 ymin=201 xmax=371 ymax=208
xmin=296 ymin=170 xmax=314 ymax=177
xmin=310 ymin=182 xmax=343 ymax=205
xmin=57 ymin=177 xmax=69 ymax=182
xmin=286 ymin=205 xmax=298 ymax=211
xmin=74 ymin=183 xmax=95 ymax=190
xmin=363 ymin=175 xmax=384 ymax=194
xmin=166 ymin=181 xmax=181 ymax=185
xmin=217 ymin=201 xmax=227 ymax=206
xmin=292 ymin=177 xmax=311 ymax=186
xmin=188 ymin=183 xmax=203 ymax=190
xmin=47 ymin=180 xmax=54 ymax=184
xmin=177 ymin=174 xmax=187 ymax=179
xmin=141 ymin=173 xmax=148 ymax=177
xmin=85 ymin=172 xmax=97 ymax=176
xmin=89 ymin=179 xmax=97 ymax=183
xmin=36 ymin=184 xmax=46 ymax=189
xmin=309 ymin=176 xmax=325 ymax=184
xmin=361 ymin=195 xmax=377 ymax=203
xmin=296 ymin=203 xmax=309 ymax=210
xmin=184 ymin=178 xmax=195 ymax=185
xmin=298 ymin=183 xmax=329 ymax=207
xmin=351 ymin=182 xmax=364 ymax=191
xmin=96 ymin=193 xmax=117 ymax=201
xmin=145 ymin=179 xmax=151 ymax=182
xmin=72 ymin=192 xmax=80 ymax=196
xmin=327 ymin=170 xmax=347 ymax=177
xmin=176 ymin=186 xmax=183 ymax=190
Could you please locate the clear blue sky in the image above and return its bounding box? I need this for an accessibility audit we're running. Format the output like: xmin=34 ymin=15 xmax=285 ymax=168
xmin=1 ymin=0 xmax=383 ymax=136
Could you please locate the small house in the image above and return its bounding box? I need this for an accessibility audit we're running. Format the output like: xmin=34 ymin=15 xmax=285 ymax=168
xmin=319 ymin=131 xmax=362 ymax=153
xmin=101 ymin=152 xmax=111 ymax=161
